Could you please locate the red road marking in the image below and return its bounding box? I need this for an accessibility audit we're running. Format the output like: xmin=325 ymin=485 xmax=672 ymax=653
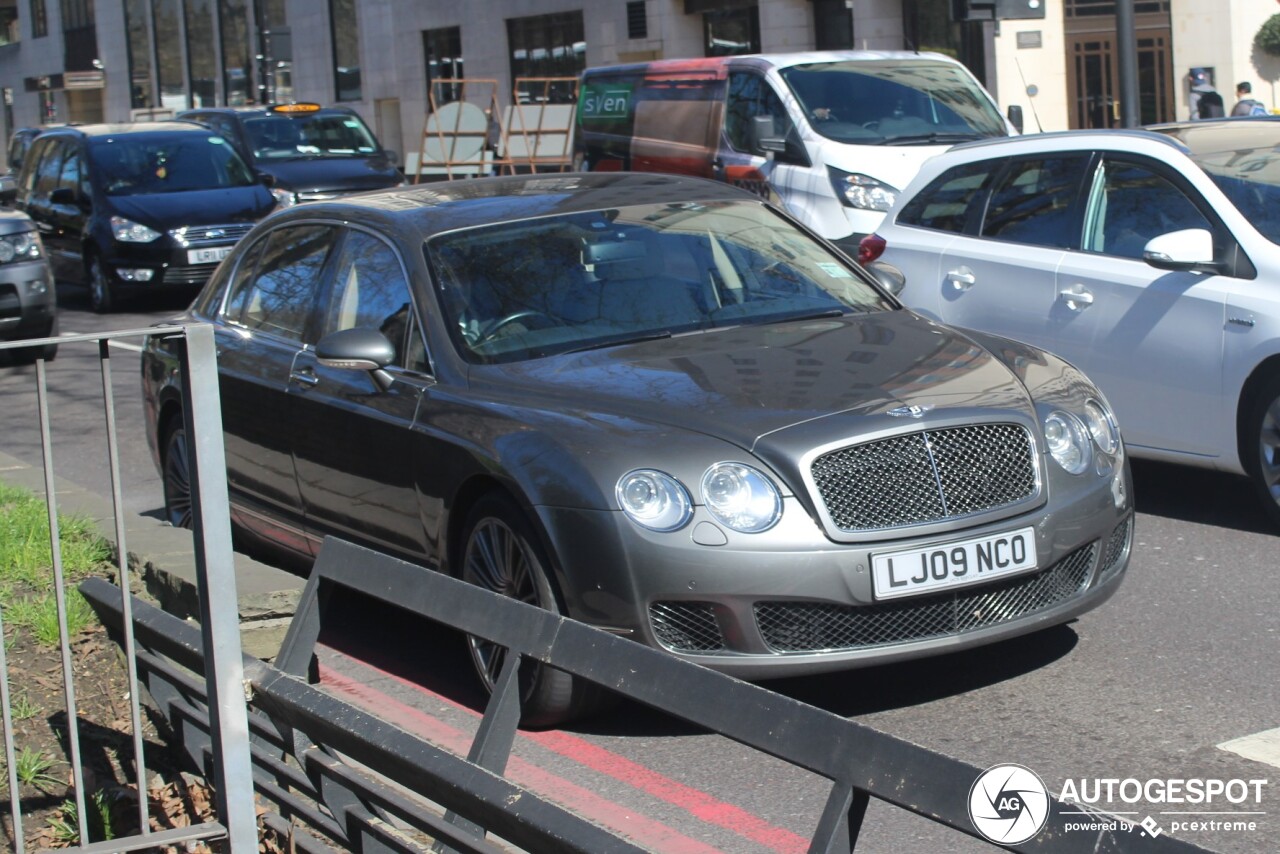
xmin=318 ymin=656 xmax=810 ymax=854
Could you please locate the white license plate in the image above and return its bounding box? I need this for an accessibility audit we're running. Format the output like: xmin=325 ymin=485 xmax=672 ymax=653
xmin=872 ymin=527 xmax=1037 ymax=600
xmin=187 ymin=246 xmax=233 ymax=265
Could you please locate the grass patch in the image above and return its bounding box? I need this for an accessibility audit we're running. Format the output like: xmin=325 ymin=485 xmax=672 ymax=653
xmin=6 ymin=587 xmax=96 ymax=647
xmin=0 ymin=481 xmax=110 ymax=588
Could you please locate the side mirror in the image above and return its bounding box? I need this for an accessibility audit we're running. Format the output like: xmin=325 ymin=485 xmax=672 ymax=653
xmin=383 ymin=149 xmax=399 ymax=166
xmin=865 ymin=260 xmax=907 ymax=297
xmin=50 ymin=187 xmax=78 ymax=206
xmin=257 ymin=171 xmax=276 ymax=187
xmin=316 ymin=327 xmax=396 ymax=389
xmin=1142 ymin=228 xmax=1221 ymax=274
xmin=1007 ymin=105 xmax=1024 ymax=134
xmin=750 ymin=115 xmax=786 ymax=156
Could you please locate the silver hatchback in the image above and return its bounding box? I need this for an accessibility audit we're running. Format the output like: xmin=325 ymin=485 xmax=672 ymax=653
xmin=0 ymin=208 xmax=56 ymax=362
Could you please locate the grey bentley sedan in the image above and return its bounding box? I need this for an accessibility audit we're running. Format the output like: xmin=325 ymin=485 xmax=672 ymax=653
xmin=142 ymin=172 xmax=1133 ymax=724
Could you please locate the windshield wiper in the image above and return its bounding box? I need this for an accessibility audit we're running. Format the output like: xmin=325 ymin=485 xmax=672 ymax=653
xmin=552 ymin=330 xmax=674 ymax=356
xmin=883 ymin=132 xmax=983 ymax=146
xmin=760 ymin=308 xmax=846 ymax=325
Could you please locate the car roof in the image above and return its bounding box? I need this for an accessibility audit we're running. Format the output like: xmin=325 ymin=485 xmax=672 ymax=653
xmin=179 ymin=105 xmax=357 ymax=118
xmin=269 ymin=172 xmax=762 ymax=237
xmin=584 ymin=50 xmax=966 ymax=78
xmin=1143 ymin=117 xmax=1280 ymax=158
xmin=38 ymin=121 xmax=213 ymax=139
xmin=944 ymin=128 xmax=1189 ymax=157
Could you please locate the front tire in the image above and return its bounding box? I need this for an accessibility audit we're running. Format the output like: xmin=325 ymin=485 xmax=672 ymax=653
xmin=13 ymin=318 xmax=57 ymax=363
xmin=459 ymin=493 xmax=603 ymax=727
xmin=1244 ymin=374 xmax=1280 ymax=528
xmin=161 ymin=419 xmax=193 ymax=529
xmin=88 ymin=255 xmax=114 ymax=314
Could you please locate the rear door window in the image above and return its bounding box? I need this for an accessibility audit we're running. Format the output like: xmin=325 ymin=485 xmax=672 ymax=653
xmin=1082 ymin=157 xmax=1212 ymax=259
xmin=225 ymin=224 xmax=337 ymax=342
xmin=897 ymin=161 xmax=996 ymax=233
xmin=980 ymin=155 xmax=1091 ymax=249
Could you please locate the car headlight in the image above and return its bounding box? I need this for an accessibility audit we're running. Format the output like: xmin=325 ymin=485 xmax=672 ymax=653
xmin=0 ymin=230 xmax=42 ymax=264
xmin=1044 ymin=410 xmax=1091 ymax=475
xmin=616 ymin=469 xmax=692 ymax=532
xmin=110 ymin=216 xmax=161 ymax=243
xmin=271 ymin=187 xmax=299 ymax=208
xmin=1083 ymin=398 xmax=1120 ymax=456
xmin=827 ymin=167 xmax=898 ymax=212
xmin=701 ymin=463 xmax=782 ymax=533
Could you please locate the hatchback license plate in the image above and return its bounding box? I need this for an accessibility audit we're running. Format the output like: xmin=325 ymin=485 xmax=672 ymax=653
xmin=187 ymin=246 xmax=232 ymax=265
xmin=872 ymin=527 xmax=1037 ymax=600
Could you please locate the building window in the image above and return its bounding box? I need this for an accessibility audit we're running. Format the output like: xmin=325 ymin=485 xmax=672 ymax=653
xmin=154 ymin=0 xmax=188 ymax=110
xmin=59 ymin=0 xmax=93 ymax=29
xmin=626 ymin=1 xmax=647 ymax=40
xmin=423 ymin=26 xmax=463 ymax=108
xmin=220 ymin=0 xmax=253 ymax=105
xmin=257 ymin=0 xmax=291 ymax=104
xmin=1 ymin=3 xmax=19 ymax=45
xmin=330 ymin=0 xmax=361 ymax=101
xmin=506 ymin=11 xmax=585 ymax=104
xmin=704 ymin=8 xmax=759 ymax=57
xmin=32 ymin=0 xmax=47 ymax=37
xmin=124 ymin=0 xmax=152 ymax=109
xmin=904 ymin=0 xmax=986 ymax=90
xmin=813 ymin=0 xmax=851 ymax=50
xmin=185 ymin=0 xmax=217 ymax=106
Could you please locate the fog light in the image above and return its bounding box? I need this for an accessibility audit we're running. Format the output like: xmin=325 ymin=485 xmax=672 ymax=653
xmin=117 ymin=268 xmax=155 ymax=282
xmin=24 ymin=278 xmax=48 ymax=296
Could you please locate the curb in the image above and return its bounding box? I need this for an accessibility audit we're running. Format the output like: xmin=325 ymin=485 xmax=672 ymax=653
xmin=0 ymin=450 xmax=302 ymax=660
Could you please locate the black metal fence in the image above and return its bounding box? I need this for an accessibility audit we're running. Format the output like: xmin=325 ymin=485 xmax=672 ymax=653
xmin=83 ymin=536 xmax=1214 ymax=853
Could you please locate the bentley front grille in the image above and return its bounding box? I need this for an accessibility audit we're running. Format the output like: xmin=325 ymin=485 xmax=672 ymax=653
xmin=649 ymin=602 xmax=725 ymax=653
xmin=810 ymin=423 xmax=1038 ymax=532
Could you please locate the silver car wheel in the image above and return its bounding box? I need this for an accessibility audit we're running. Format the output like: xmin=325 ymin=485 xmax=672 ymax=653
xmin=463 ymin=515 xmax=540 ymax=688
xmin=1259 ymin=394 xmax=1280 ymax=505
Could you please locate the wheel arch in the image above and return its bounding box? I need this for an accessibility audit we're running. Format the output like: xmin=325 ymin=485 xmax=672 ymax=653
xmin=1236 ymin=354 xmax=1280 ymax=466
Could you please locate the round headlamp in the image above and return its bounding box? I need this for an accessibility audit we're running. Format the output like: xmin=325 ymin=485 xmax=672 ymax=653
xmin=616 ymin=469 xmax=692 ymax=532
xmin=701 ymin=463 xmax=782 ymax=533
xmin=1083 ymin=399 xmax=1120 ymax=456
xmin=1044 ymin=410 xmax=1091 ymax=475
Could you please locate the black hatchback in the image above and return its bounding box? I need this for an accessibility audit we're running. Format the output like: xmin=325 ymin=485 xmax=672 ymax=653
xmin=12 ymin=122 xmax=276 ymax=312
xmin=178 ymin=103 xmax=403 ymax=208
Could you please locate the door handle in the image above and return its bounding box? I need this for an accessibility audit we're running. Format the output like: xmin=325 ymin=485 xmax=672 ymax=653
xmin=289 ymin=369 xmax=319 ymax=386
xmin=947 ymin=267 xmax=976 ymax=290
xmin=1058 ymin=285 xmax=1094 ymax=311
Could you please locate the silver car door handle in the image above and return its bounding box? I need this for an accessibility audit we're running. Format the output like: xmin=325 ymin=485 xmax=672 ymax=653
xmin=947 ymin=268 xmax=976 ymax=290
xmin=289 ymin=369 xmax=319 ymax=386
xmin=1058 ymin=285 xmax=1094 ymax=311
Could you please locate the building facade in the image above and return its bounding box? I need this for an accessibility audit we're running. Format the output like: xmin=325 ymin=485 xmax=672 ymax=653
xmin=0 ymin=0 xmax=1276 ymax=168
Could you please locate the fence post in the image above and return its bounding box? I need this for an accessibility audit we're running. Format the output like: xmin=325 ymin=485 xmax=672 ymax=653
xmin=179 ymin=324 xmax=258 ymax=850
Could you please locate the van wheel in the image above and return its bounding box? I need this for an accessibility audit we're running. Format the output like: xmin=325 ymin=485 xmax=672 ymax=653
xmin=88 ymin=256 xmax=114 ymax=314
xmin=1243 ymin=373 xmax=1280 ymax=528
xmin=161 ymin=418 xmax=193 ymax=529
xmin=459 ymin=493 xmax=607 ymax=727
xmin=13 ymin=319 xmax=58 ymax=363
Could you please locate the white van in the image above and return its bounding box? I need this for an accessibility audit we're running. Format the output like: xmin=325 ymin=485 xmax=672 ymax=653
xmin=574 ymin=51 xmax=1020 ymax=258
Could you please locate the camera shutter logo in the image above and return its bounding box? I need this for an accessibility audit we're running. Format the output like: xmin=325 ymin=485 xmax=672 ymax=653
xmin=968 ymin=764 xmax=1050 ymax=844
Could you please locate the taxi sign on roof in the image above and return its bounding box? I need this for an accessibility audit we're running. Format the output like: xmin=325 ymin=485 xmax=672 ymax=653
xmin=270 ymin=102 xmax=322 ymax=114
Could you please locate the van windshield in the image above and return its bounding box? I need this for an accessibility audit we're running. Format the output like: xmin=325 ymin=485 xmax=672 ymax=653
xmin=90 ymin=134 xmax=257 ymax=195
xmin=780 ymin=60 xmax=1008 ymax=145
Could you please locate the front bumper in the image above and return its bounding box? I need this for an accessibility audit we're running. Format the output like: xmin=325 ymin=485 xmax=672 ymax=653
xmin=538 ymin=464 xmax=1133 ymax=680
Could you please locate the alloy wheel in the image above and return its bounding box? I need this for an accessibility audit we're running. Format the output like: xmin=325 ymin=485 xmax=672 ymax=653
xmin=163 ymin=425 xmax=193 ymax=529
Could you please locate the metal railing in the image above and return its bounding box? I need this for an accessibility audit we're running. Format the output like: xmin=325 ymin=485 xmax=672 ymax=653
xmin=82 ymin=535 xmax=1214 ymax=853
xmin=0 ymin=325 xmax=256 ymax=852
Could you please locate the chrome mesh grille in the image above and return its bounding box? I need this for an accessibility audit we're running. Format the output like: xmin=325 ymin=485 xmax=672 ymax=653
xmin=811 ymin=424 xmax=1037 ymax=532
xmin=168 ymin=223 xmax=254 ymax=247
xmin=649 ymin=602 xmax=725 ymax=652
xmin=755 ymin=542 xmax=1096 ymax=653
xmin=1099 ymin=517 xmax=1132 ymax=580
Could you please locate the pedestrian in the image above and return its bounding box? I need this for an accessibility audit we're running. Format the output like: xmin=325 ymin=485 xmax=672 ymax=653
xmin=1231 ymin=81 xmax=1268 ymax=117
xmin=1189 ymin=69 xmax=1225 ymax=120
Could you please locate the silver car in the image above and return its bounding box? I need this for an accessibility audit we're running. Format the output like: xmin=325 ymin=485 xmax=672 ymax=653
xmin=0 ymin=208 xmax=56 ymax=362
xmin=868 ymin=120 xmax=1280 ymax=527
xmin=142 ymin=173 xmax=1132 ymax=724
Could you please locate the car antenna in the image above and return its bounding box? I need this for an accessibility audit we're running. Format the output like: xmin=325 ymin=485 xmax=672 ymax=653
xmin=1014 ymin=56 xmax=1044 ymax=133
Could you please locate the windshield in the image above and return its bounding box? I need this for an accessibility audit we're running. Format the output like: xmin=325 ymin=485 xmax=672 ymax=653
xmin=89 ymin=134 xmax=256 ymax=195
xmin=426 ymin=200 xmax=895 ymax=365
xmin=242 ymin=113 xmax=380 ymax=160
xmin=780 ymin=60 xmax=1009 ymax=145
xmin=1187 ymin=148 xmax=1280 ymax=245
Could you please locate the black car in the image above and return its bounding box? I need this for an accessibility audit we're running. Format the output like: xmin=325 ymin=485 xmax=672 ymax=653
xmin=178 ymin=103 xmax=403 ymax=207
xmin=1 ymin=127 xmax=49 ymax=202
xmin=11 ymin=122 xmax=276 ymax=312
xmin=142 ymin=173 xmax=1132 ymax=725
